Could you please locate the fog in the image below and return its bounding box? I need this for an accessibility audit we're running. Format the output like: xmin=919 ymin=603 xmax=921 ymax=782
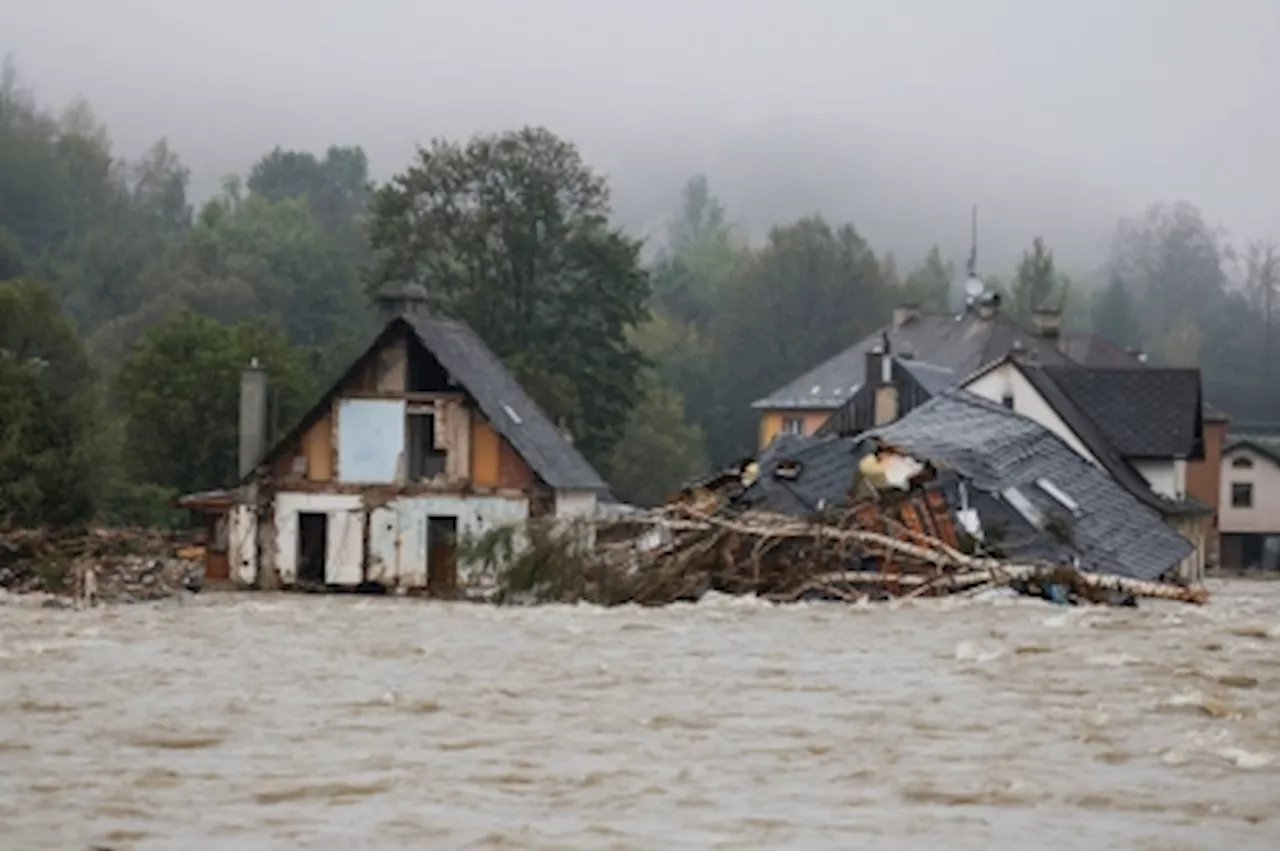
xmin=4 ymin=0 xmax=1279 ymax=270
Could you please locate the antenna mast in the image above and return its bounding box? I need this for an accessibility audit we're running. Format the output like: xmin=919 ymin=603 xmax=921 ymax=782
xmin=967 ymin=204 xmax=978 ymax=278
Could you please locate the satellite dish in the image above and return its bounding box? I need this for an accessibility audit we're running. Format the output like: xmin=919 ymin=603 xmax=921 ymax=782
xmin=963 ymin=275 xmax=985 ymax=300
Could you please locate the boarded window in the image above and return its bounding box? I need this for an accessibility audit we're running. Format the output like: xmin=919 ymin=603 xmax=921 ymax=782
xmin=408 ymin=412 xmax=447 ymax=480
xmin=1232 ymin=482 xmax=1254 ymax=508
xmin=337 ymin=398 xmax=405 ymax=483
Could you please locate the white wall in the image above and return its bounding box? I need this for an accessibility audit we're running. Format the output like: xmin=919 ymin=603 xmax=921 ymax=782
xmin=1220 ymin=447 xmax=1280 ymax=534
xmin=274 ymin=492 xmax=365 ymax=585
xmin=1133 ymin=459 xmax=1185 ymax=501
xmin=963 ymin=364 xmax=1100 ymax=465
xmin=367 ymin=494 xmax=530 ymax=587
xmin=251 ymin=492 xmax=533 ymax=590
xmin=554 ymin=490 xmax=598 ymax=518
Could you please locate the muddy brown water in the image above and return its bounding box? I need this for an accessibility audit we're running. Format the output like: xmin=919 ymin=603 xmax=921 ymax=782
xmin=1 ymin=581 xmax=1278 ymax=850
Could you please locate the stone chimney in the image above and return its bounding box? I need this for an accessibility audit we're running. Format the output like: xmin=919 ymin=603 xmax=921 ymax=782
xmin=892 ymin=304 xmax=920 ymax=328
xmin=1030 ymin=308 xmax=1062 ymax=339
xmin=374 ymin=280 xmax=430 ymax=323
xmin=977 ymin=291 xmax=1002 ymax=320
xmin=239 ymin=357 xmax=269 ymax=479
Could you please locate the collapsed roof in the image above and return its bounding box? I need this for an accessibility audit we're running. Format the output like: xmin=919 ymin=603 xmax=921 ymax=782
xmin=741 ymin=389 xmax=1194 ymax=583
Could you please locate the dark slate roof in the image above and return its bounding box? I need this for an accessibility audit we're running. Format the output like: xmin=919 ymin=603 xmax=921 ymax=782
xmin=1224 ymin=436 xmax=1280 ymax=466
xmin=738 ymin=434 xmax=868 ymax=516
xmin=753 ymin=310 xmax=1072 ymax=410
xmin=1056 ymin=333 xmax=1143 ymax=368
xmin=862 ymin=389 xmax=1194 ymax=582
xmin=1011 ymin=364 xmax=1206 ymax=517
xmin=899 ymin=359 xmax=957 ymax=396
xmin=1036 ymin=365 xmax=1203 ymax=459
xmin=253 ymin=314 xmax=610 ymax=493
xmin=405 ymin=315 xmax=609 ymax=492
xmin=814 ymin=357 xmax=955 ymax=438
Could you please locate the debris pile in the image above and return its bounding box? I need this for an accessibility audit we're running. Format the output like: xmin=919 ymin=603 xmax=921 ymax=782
xmin=0 ymin=527 xmax=202 ymax=604
xmin=524 ymin=502 xmax=1208 ymax=607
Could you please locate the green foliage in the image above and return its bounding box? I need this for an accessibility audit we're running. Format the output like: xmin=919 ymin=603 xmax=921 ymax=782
xmin=1090 ymin=277 xmax=1142 ymax=350
xmin=176 ymin=186 xmax=371 ymax=350
xmin=711 ymin=216 xmax=896 ymax=456
xmin=0 ymin=278 xmax=103 ymax=527
xmin=98 ymin=481 xmax=185 ymax=529
xmin=651 ymin=175 xmax=750 ymax=328
xmin=599 ymin=371 xmax=710 ymax=507
xmin=248 ymin=145 xmax=371 ymax=263
xmin=367 ymin=126 xmax=651 ymax=461
xmin=1009 ymin=237 xmax=1068 ymax=319
xmin=115 ymin=312 xmax=317 ymax=495
xmin=901 ymin=246 xmax=954 ymax=312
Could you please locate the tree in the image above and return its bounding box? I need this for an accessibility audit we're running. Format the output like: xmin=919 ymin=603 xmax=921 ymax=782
xmin=1009 ymin=237 xmax=1067 ymax=320
xmin=1108 ymin=201 xmax=1229 ymax=347
xmin=1244 ymin=238 xmax=1279 ymax=365
xmin=248 ymin=145 xmax=370 ymax=262
xmin=177 ymin=186 xmax=371 ymax=350
xmin=650 ymin=175 xmax=749 ymax=329
xmin=366 ymin=127 xmax=650 ymax=460
xmin=711 ymin=216 xmax=895 ymax=457
xmin=900 ymin=246 xmax=954 ymax=312
xmin=115 ymin=312 xmax=316 ymax=495
xmin=599 ymin=371 xmax=709 ymax=507
xmin=1090 ymin=276 xmax=1142 ymax=350
xmin=0 ymin=278 xmax=102 ymax=527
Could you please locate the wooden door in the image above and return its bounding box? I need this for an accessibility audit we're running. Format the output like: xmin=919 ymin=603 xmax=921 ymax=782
xmin=426 ymin=516 xmax=458 ymax=599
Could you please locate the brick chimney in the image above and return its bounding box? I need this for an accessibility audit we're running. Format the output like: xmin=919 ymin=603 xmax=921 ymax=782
xmin=977 ymin=291 xmax=1002 ymax=319
xmin=1030 ymin=308 xmax=1062 ymax=339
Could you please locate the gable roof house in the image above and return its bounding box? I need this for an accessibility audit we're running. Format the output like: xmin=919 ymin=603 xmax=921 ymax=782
xmin=752 ymin=297 xmax=1073 ymax=448
xmin=738 ymin=390 xmax=1194 ymax=584
xmin=960 ymin=356 xmax=1212 ymax=581
xmin=180 ymin=283 xmax=610 ymax=595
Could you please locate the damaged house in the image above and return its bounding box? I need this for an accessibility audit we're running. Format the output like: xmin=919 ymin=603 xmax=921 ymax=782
xmin=740 ymin=389 xmax=1195 ymax=585
xmin=961 ymin=356 xmax=1213 ymax=580
xmin=180 ymin=283 xmax=610 ymax=594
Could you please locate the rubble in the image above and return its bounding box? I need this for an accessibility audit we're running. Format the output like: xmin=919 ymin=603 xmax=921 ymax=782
xmin=479 ymin=499 xmax=1209 ymax=607
xmin=0 ymin=527 xmax=203 ymax=605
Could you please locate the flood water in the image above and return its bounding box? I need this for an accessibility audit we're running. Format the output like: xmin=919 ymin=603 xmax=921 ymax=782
xmin=2 ymin=582 xmax=1278 ymax=850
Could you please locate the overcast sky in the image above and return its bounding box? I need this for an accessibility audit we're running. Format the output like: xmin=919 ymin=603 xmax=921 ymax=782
xmin=4 ymin=0 xmax=1279 ymax=273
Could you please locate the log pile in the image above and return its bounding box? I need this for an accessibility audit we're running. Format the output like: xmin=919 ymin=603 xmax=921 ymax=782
xmin=497 ymin=502 xmax=1209 ymax=607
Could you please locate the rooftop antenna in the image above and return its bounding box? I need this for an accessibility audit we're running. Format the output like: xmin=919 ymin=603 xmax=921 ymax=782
xmin=967 ymin=204 xmax=978 ymax=278
xmin=962 ymin=204 xmax=985 ymax=305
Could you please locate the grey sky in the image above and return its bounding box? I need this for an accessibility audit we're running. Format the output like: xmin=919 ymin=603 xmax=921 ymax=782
xmin=4 ymin=0 xmax=1279 ymax=273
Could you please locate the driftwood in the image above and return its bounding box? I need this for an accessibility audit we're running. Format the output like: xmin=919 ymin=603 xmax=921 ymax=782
xmin=531 ymin=502 xmax=1209 ymax=607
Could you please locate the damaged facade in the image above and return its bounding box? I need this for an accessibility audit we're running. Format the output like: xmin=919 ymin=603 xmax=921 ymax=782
xmin=180 ymin=284 xmax=609 ymax=594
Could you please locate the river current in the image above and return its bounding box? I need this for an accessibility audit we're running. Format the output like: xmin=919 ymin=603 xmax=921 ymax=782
xmin=2 ymin=581 xmax=1278 ymax=849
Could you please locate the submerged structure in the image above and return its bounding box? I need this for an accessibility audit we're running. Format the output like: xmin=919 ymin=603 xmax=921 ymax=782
xmin=180 ymin=284 xmax=610 ymax=594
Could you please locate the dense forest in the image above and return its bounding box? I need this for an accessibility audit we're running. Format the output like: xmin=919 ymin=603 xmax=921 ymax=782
xmin=2 ymin=61 xmax=1278 ymax=526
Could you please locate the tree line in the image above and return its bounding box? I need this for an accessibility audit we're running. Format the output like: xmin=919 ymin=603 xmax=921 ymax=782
xmin=2 ymin=61 xmax=1277 ymax=526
